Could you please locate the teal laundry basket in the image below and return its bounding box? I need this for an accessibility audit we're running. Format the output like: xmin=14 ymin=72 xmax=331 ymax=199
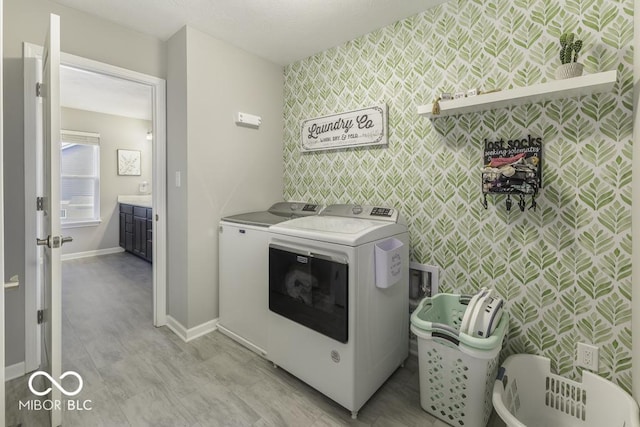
xmin=411 ymin=293 xmax=509 ymax=427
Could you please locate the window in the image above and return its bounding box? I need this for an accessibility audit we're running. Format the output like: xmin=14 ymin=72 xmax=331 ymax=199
xmin=60 ymin=130 xmax=100 ymax=227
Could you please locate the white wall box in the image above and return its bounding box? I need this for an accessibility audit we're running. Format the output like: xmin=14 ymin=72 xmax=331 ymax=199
xmin=418 ymin=70 xmax=617 ymax=119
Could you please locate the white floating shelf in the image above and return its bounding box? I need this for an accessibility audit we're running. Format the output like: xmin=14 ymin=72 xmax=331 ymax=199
xmin=417 ymin=70 xmax=617 ymax=119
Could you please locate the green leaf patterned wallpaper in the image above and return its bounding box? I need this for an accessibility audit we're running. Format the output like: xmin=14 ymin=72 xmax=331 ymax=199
xmin=282 ymin=0 xmax=633 ymax=392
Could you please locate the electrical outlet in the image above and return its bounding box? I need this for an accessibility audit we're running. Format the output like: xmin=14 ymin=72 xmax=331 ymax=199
xmin=577 ymin=342 xmax=599 ymax=371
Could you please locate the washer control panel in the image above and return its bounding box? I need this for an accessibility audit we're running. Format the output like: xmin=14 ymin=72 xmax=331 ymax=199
xmin=269 ymin=202 xmax=323 ymax=217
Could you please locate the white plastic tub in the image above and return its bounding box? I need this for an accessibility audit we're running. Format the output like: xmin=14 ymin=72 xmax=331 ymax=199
xmin=493 ymin=354 xmax=640 ymax=427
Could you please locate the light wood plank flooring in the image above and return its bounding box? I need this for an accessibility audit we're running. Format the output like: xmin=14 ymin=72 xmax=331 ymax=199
xmin=6 ymin=252 xmax=504 ymax=427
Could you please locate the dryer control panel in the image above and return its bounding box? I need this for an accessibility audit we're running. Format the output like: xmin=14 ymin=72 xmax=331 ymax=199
xmin=370 ymin=207 xmax=393 ymax=217
xmin=320 ymin=204 xmax=400 ymax=223
xmin=302 ymin=204 xmax=321 ymax=212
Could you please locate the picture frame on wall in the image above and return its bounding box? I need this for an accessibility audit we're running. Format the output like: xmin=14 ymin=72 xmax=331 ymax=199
xmin=117 ymin=149 xmax=141 ymax=176
xmin=300 ymin=104 xmax=388 ymax=152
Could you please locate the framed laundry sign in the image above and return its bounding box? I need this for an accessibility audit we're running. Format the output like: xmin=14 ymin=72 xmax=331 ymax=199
xmin=300 ymin=104 xmax=387 ymax=152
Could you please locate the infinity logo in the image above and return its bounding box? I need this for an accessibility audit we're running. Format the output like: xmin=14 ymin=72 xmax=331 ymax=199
xmin=28 ymin=371 xmax=83 ymax=397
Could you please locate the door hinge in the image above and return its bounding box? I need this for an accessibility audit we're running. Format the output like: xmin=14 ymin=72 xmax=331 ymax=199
xmin=36 ymin=196 xmax=44 ymax=211
xmin=36 ymin=82 xmax=43 ymax=97
xmin=37 ymin=309 xmax=44 ymax=324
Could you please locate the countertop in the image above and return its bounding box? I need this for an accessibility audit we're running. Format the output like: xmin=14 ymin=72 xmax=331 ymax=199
xmin=118 ymin=195 xmax=152 ymax=208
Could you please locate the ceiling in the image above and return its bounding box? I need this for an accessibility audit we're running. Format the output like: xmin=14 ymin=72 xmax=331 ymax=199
xmin=52 ymin=0 xmax=448 ymax=65
xmin=61 ymin=65 xmax=152 ymax=121
xmin=57 ymin=0 xmax=448 ymax=120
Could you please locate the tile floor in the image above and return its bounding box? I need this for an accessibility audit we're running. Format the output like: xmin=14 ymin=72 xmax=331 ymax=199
xmin=6 ymin=252 xmax=505 ymax=427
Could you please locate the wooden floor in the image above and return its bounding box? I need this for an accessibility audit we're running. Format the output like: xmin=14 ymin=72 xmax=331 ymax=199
xmin=6 ymin=252 xmax=504 ymax=426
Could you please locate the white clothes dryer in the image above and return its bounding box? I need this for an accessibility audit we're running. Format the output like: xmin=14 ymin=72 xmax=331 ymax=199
xmin=267 ymin=204 xmax=409 ymax=418
xmin=218 ymin=202 xmax=322 ymax=357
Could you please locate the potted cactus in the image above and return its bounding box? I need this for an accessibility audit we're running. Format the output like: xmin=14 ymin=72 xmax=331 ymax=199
xmin=555 ymin=32 xmax=584 ymax=79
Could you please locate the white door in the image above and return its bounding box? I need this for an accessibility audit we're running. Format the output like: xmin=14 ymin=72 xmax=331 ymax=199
xmin=37 ymin=13 xmax=64 ymax=427
xmin=22 ymin=41 xmax=168 ymax=377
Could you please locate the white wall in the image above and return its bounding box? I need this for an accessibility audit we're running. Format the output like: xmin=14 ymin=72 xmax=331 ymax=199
xmin=60 ymin=107 xmax=152 ymax=255
xmin=167 ymin=26 xmax=284 ymax=329
xmin=167 ymin=27 xmax=189 ymax=327
xmin=3 ymin=0 xmax=165 ymax=366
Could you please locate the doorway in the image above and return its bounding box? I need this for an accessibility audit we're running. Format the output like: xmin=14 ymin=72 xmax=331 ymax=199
xmin=22 ymin=43 xmax=167 ymax=373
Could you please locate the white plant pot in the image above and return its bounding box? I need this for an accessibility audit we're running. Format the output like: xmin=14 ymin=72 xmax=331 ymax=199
xmin=555 ymin=62 xmax=584 ymax=80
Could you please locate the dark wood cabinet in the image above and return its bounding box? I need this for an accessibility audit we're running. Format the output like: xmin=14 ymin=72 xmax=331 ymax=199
xmin=119 ymin=203 xmax=152 ymax=262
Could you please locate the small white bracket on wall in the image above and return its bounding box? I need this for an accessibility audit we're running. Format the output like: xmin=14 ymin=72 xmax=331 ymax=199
xmin=235 ymin=112 xmax=262 ymax=128
xmin=4 ymin=275 xmax=19 ymax=290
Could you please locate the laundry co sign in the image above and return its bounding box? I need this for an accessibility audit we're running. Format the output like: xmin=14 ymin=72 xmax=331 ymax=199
xmin=301 ymin=104 xmax=387 ymax=152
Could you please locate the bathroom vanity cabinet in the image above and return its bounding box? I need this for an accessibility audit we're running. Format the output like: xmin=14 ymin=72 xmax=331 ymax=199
xmin=119 ymin=203 xmax=152 ymax=262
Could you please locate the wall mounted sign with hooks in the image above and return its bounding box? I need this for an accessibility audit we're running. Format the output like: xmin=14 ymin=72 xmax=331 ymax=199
xmin=481 ymin=135 xmax=542 ymax=212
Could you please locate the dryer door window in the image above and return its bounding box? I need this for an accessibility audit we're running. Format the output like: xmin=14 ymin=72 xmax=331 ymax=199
xmin=269 ymin=245 xmax=348 ymax=343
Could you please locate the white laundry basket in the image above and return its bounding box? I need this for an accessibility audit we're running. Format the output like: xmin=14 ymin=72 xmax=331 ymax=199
xmin=493 ymin=354 xmax=640 ymax=427
xmin=410 ymin=294 xmax=508 ymax=427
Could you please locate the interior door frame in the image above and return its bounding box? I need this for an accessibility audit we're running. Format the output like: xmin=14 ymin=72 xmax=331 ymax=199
xmin=23 ymin=43 xmax=167 ymax=373
xmin=0 ymin=0 xmax=6 ymax=420
xmin=41 ymin=15 xmax=63 ymax=426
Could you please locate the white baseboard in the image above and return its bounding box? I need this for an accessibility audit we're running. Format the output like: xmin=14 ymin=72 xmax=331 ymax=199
xmin=166 ymin=315 xmax=218 ymax=342
xmin=165 ymin=316 xmax=188 ymax=341
xmin=5 ymin=361 xmax=25 ymax=382
xmin=61 ymin=247 xmax=124 ymax=261
xmin=218 ymin=324 xmax=267 ymax=358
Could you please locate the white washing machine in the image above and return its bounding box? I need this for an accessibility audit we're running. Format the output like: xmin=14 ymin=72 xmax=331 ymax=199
xmin=267 ymin=204 xmax=409 ymax=418
xmin=218 ymin=202 xmax=322 ymax=357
